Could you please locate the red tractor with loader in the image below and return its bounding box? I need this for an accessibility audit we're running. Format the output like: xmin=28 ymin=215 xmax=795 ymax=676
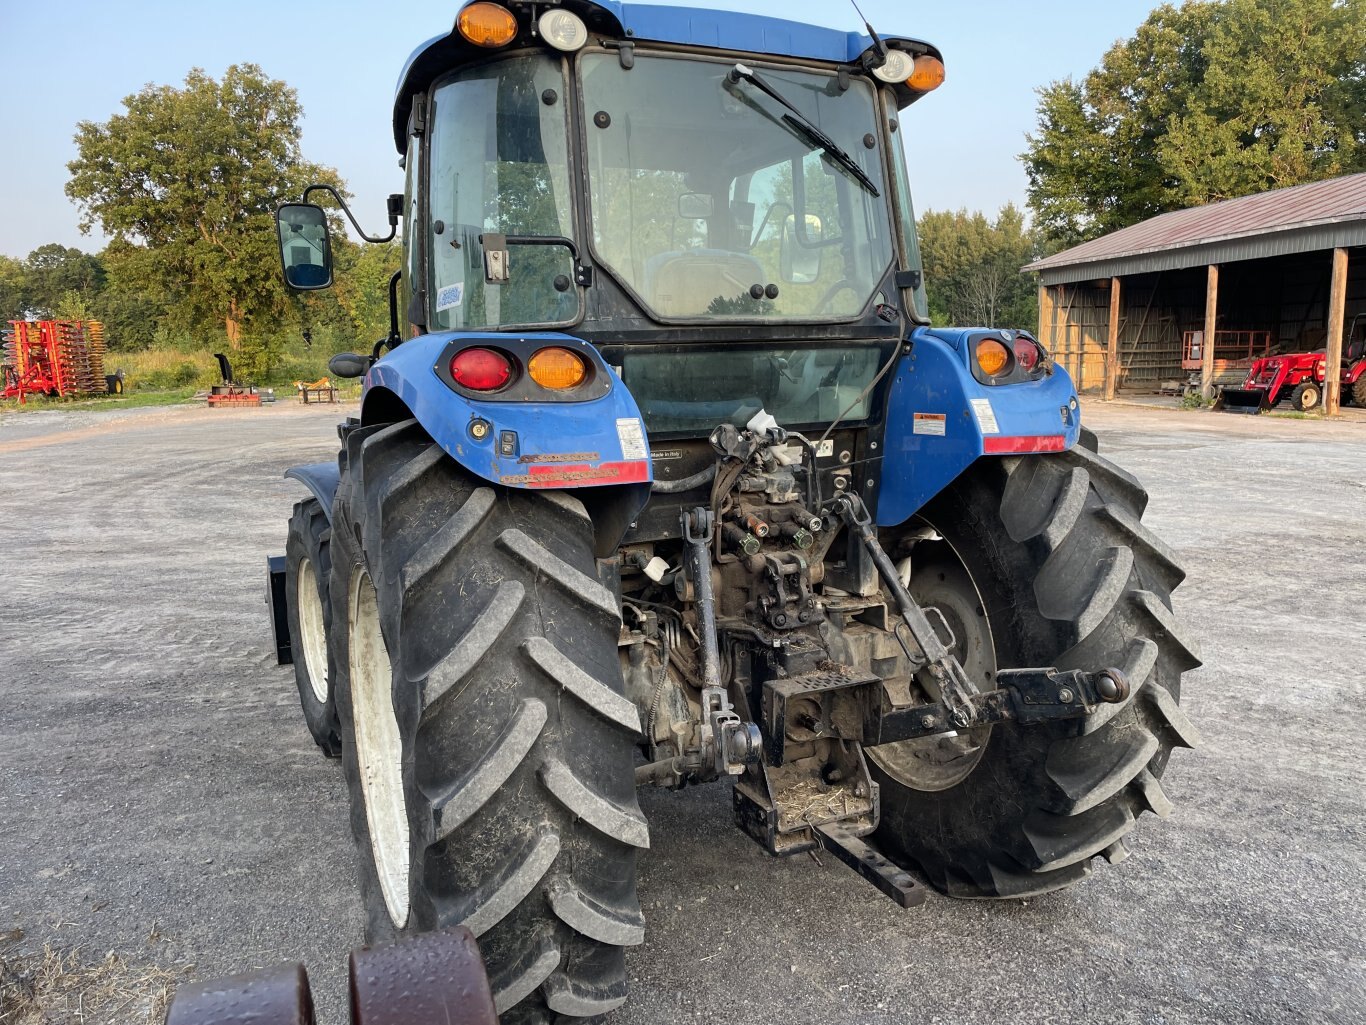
xmin=1219 ymin=316 xmax=1366 ymax=413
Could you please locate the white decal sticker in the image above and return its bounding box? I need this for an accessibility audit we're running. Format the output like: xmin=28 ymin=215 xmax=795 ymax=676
xmin=435 ymin=282 xmax=464 ymax=312
xmin=616 ymin=417 xmax=648 ymax=460
xmin=912 ymin=412 xmax=946 ymax=437
xmin=970 ymin=398 xmax=1000 ymax=434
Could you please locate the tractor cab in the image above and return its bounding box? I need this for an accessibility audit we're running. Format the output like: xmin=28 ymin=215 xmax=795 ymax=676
xmin=386 ymin=1 xmax=944 ymax=439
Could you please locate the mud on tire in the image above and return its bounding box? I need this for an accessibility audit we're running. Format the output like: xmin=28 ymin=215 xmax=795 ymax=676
xmin=869 ymin=434 xmax=1201 ymax=898
xmin=285 ymin=497 xmax=340 ymax=756
xmin=329 ymin=420 xmax=647 ymax=1022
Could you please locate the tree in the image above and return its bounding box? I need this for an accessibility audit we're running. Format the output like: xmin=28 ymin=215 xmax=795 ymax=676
xmin=917 ymin=204 xmax=1039 ymax=329
xmin=1023 ymin=0 xmax=1366 ymax=245
xmin=0 ymin=256 xmax=25 ymax=324
xmin=20 ymin=244 xmax=106 ymax=318
xmin=66 ymin=64 xmax=342 ymax=351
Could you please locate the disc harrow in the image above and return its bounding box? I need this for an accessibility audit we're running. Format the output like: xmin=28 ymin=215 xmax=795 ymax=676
xmin=2 ymin=320 xmax=109 ymax=403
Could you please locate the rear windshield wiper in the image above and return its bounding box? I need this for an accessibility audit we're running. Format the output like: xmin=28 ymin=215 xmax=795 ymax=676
xmin=728 ymin=63 xmax=880 ymax=197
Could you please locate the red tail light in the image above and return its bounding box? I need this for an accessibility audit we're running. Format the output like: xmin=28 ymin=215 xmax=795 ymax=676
xmin=451 ymin=347 xmax=513 ymax=391
xmin=1013 ymin=337 xmax=1041 ymax=371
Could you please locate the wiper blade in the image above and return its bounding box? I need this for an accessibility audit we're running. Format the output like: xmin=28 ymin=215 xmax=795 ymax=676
xmin=728 ymin=63 xmax=880 ymax=197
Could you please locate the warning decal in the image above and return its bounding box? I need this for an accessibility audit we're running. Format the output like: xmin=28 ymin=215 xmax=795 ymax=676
xmin=616 ymin=417 xmax=648 ymax=460
xmin=969 ymin=398 xmax=1000 ymax=434
xmin=912 ymin=412 xmax=947 ymax=436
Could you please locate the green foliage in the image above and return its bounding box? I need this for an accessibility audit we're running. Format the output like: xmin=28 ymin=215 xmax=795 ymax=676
xmin=917 ymin=204 xmax=1039 ymax=328
xmin=1024 ymin=0 xmax=1366 ymax=245
xmin=0 ymin=245 xmax=106 ymax=321
xmin=65 ymin=63 xmax=343 ymax=347
xmin=0 ymin=255 xmax=24 ymax=324
xmin=1181 ymin=389 xmax=1214 ymax=409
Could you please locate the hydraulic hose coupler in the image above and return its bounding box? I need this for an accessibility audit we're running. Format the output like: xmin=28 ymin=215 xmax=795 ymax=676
xmin=722 ymin=523 xmax=761 ymax=556
xmin=779 ymin=523 xmax=815 ymax=550
xmin=740 ymin=513 xmax=771 ymax=538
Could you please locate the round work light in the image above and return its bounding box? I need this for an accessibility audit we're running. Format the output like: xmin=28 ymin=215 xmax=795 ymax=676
xmin=538 ymin=9 xmax=589 ymax=51
xmin=872 ymin=49 xmax=914 ymax=84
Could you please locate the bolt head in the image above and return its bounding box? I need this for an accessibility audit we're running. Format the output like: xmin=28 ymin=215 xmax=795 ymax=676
xmin=1057 ymin=687 xmax=1075 ymax=704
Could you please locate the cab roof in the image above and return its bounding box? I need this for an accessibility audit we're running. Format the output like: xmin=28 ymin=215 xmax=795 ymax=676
xmin=392 ymin=1 xmax=940 ymax=151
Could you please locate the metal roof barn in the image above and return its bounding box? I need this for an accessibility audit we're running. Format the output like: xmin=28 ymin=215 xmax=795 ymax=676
xmin=1023 ymin=174 xmax=1366 ymax=413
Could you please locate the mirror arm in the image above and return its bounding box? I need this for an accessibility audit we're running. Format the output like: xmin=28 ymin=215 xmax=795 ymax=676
xmin=373 ymin=270 xmax=403 ymax=359
xmin=302 ymin=184 xmax=398 ymax=244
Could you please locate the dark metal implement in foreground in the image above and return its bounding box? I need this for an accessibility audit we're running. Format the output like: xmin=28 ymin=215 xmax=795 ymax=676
xmin=165 ymin=928 xmax=497 ymax=1025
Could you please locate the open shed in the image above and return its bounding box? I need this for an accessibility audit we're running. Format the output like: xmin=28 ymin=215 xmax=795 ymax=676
xmin=1024 ymin=173 xmax=1366 ymax=413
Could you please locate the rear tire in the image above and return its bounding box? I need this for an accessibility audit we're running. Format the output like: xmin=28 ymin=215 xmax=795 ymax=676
xmin=329 ymin=420 xmax=646 ymax=1022
xmin=1291 ymin=381 xmax=1320 ymax=412
xmin=1351 ymin=376 xmax=1366 ymax=408
xmin=285 ymin=498 xmax=340 ymax=757
xmin=869 ymin=440 xmax=1201 ymax=898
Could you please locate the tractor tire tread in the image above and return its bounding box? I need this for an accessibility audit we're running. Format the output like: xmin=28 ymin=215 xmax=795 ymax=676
xmin=285 ymin=498 xmax=340 ymax=756
xmin=333 ymin=421 xmax=643 ymax=1021
xmin=871 ymin=438 xmax=1198 ymax=899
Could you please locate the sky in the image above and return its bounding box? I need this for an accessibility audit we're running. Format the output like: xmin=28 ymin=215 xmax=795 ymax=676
xmin=0 ymin=0 xmax=1158 ymax=260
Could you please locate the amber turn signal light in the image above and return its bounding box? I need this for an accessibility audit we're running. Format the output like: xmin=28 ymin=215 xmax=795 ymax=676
xmin=907 ymin=55 xmax=946 ymax=92
xmin=457 ymin=2 xmax=518 ymax=48
xmin=527 ymin=347 xmax=588 ymax=390
xmin=976 ymin=338 xmax=1011 ymax=377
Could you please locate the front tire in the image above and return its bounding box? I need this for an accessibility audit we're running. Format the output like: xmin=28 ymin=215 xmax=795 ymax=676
xmin=330 ymin=420 xmax=647 ymax=1023
xmin=285 ymin=498 xmax=340 ymax=757
xmin=869 ymin=438 xmax=1201 ymax=898
xmin=1291 ymin=381 xmax=1320 ymax=411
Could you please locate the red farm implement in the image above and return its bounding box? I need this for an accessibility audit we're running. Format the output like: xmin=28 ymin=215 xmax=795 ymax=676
xmin=1181 ymin=329 xmax=1275 ymax=397
xmin=2 ymin=320 xmax=108 ymax=404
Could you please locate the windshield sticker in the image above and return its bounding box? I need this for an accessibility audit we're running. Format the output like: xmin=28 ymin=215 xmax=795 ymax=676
xmin=435 ymin=282 xmax=464 ymax=312
xmin=616 ymin=417 xmax=648 ymax=460
xmin=912 ymin=412 xmax=946 ymax=437
xmin=970 ymin=398 xmax=1000 ymax=435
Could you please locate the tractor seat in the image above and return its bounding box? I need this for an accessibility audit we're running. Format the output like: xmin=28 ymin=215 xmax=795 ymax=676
xmin=643 ymin=249 xmax=766 ymax=317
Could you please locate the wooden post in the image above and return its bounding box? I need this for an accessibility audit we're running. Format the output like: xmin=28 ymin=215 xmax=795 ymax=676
xmin=1037 ymin=283 xmax=1055 ymax=350
xmin=1104 ymin=277 xmax=1121 ymax=400
xmin=1200 ymin=264 xmax=1219 ymax=399
xmin=1324 ymin=247 xmax=1349 ymax=416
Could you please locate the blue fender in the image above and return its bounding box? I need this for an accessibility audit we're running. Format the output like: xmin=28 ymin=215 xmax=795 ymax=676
xmin=364 ymin=331 xmax=654 ymax=491
xmin=284 ymin=462 xmax=340 ymax=521
xmin=875 ymin=327 xmax=1083 ymax=527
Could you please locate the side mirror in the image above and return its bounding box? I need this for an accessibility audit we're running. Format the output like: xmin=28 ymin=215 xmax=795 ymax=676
xmin=780 ymin=213 xmax=824 ymax=284
xmin=276 ymin=204 xmax=333 ymax=290
xmin=328 ymin=352 xmax=369 ymax=378
xmin=678 ymin=193 xmax=714 ymax=219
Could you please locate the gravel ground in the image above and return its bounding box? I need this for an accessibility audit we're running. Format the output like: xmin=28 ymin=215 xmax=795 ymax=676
xmin=1 ymin=399 xmax=1363 ymax=1025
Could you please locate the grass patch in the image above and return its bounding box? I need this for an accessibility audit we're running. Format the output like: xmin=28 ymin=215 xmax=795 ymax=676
xmin=1266 ymin=410 xmax=1323 ymax=420
xmin=0 ymin=932 xmax=192 ymax=1025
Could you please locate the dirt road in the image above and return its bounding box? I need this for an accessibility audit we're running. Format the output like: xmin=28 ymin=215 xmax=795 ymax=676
xmin=2 ymin=400 xmax=1362 ymax=1024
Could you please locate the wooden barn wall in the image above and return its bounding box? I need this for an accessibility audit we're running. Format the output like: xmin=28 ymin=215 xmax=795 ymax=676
xmin=1039 ymin=247 xmax=1365 ymax=393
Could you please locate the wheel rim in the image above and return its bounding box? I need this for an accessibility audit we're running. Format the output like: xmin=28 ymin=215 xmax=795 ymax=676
xmin=349 ymin=569 xmax=410 ymax=927
xmin=296 ymin=558 xmax=329 ymax=703
xmin=866 ymin=533 xmax=998 ymax=792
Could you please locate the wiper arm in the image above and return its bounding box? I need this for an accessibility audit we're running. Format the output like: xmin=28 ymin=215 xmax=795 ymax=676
xmin=728 ymin=63 xmax=880 ymax=197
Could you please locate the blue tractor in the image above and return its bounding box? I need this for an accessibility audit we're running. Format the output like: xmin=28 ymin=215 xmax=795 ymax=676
xmin=269 ymin=3 xmax=1200 ymax=1019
